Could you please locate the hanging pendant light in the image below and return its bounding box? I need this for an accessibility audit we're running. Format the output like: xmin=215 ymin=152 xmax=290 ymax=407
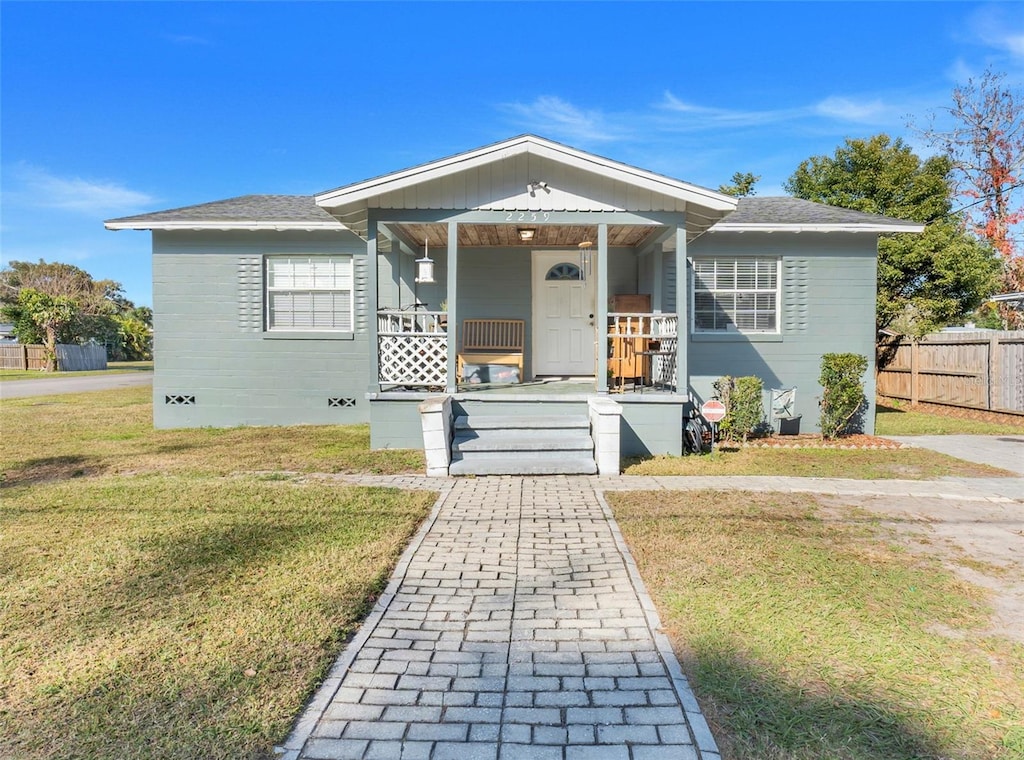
xmin=415 ymin=237 xmax=435 ymax=283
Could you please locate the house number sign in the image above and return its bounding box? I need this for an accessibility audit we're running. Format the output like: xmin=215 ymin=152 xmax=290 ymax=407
xmin=505 ymin=211 xmax=552 ymax=222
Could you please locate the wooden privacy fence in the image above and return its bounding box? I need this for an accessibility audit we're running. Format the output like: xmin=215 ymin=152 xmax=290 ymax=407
xmin=0 ymin=343 xmax=107 ymax=371
xmin=876 ymin=331 xmax=1024 ymax=415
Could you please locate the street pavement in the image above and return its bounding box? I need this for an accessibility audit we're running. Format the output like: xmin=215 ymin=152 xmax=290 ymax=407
xmin=0 ymin=372 xmax=153 ymax=399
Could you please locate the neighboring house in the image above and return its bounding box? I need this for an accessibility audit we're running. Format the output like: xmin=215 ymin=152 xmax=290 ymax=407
xmin=0 ymin=323 xmax=16 ymax=343
xmin=106 ymin=135 xmax=921 ymax=473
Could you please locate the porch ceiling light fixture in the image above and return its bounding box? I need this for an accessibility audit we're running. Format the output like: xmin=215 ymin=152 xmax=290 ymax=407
xmin=415 ymin=238 xmax=435 ymax=283
xmin=517 ymin=227 xmax=536 ymax=242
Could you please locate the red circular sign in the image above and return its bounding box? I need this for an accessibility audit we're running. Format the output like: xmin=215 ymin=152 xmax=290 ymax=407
xmin=700 ymin=399 xmax=727 ymax=423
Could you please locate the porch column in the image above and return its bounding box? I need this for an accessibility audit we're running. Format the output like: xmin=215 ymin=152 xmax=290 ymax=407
xmin=446 ymin=221 xmax=458 ymax=393
xmin=596 ymin=223 xmax=609 ymax=393
xmin=367 ymin=218 xmax=379 ymax=394
xmin=674 ymin=223 xmax=688 ymax=395
xmin=652 ymin=246 xmax=663 ymax=313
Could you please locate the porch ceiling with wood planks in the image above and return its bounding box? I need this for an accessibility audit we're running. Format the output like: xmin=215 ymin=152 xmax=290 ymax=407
xmin=391 ymin=222 xmax=659 ymax=248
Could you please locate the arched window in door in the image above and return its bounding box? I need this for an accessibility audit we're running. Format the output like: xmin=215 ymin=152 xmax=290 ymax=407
xmin=545 ymin=262 xmax=582 ymax=281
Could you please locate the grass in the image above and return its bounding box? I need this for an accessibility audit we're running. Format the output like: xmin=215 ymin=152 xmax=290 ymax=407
xmin=610 ymin=490 xmax=1024 ymax=760
xmin=623 ymin=444 xmax=1012 ymax=478
xmin=0 ymin=360 xmax=153 ymax=381
xmin=875 ymin=402 xmax=1024 ymax=436
xmin=0 ymin=385 xmax=433 ymax=759
xmin=1 ymin=385 xmax=423 ymax=486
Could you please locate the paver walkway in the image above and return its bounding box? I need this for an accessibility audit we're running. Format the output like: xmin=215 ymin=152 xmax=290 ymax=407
xmin=280 ymin=477 xmax=715 ymax=760
xmin=281 ymin=472 xmax=1022 ymax=760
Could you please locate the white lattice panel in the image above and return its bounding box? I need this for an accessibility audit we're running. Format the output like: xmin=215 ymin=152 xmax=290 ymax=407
xmin=378 ymin=335 xmax=448 ymax=386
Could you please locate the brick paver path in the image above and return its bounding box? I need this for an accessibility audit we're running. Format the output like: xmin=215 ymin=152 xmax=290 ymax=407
xmin=282 ymin=477 xmax=716 ymax=760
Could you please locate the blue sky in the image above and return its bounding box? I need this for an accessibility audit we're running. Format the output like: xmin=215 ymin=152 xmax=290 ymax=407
xmin=2 ymin=1 xmax=1023 ymax=307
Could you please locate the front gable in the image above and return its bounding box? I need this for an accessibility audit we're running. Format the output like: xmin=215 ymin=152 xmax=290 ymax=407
xmin=314 ymin=135 xmax=738 ymax=240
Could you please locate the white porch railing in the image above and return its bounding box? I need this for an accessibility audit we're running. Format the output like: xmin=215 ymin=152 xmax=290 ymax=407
xmin=377 ymin=310 xmax=448 ymax=389
xmin=608 ymin=313 xmax=678 ymax=390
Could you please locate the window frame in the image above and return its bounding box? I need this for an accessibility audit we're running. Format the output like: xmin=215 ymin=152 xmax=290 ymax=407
xmin=690 ymin=256 xmax=781 ymax=335
xmin=264 ymin=254 xmax=355 ymax=335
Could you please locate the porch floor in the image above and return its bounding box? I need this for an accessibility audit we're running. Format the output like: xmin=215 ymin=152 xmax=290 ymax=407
xmin=372 ymin=377 xmax=680 ymax=402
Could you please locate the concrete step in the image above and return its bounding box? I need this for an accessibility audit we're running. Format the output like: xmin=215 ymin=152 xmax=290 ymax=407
xmin=453 ymin=428 xmax=594 ymax=453
xmin=449 ymin=451 xmax=598 ymax=476
xmin=454 ymin=414 xmax=589 ymax=431
xmin=449 ymin=413 xmax=596 ymax=475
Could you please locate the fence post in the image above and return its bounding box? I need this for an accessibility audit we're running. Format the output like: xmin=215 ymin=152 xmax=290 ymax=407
xmin=989 ymin=335 xmax=1001 ymax=412
xmin=910 ymin=339 xmax=919 ymax=406
xmin=22 ymin=344 xmax=28 ymax=371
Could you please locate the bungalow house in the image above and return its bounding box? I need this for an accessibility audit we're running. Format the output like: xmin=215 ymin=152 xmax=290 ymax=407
xmin=106 ymin=135 xmax=922 ymax=475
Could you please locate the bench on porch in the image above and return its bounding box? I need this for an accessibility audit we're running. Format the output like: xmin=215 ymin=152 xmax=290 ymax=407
xmin=457 ymin=319 xmax=525 ymax=384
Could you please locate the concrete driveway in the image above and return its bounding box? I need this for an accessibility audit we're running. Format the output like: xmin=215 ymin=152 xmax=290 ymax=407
xmin=0 ymin=372 xmax=153 ymax=399
xmin=887 ymin=434 xmax=1024 ymax=476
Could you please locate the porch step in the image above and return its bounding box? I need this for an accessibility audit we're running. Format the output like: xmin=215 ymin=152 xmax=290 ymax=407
xmin=449 ymin=414 xmax=597 ymax=476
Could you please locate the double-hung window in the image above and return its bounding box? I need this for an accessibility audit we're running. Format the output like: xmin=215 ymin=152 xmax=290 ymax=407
xmin=266 ymin=255 xmax=353 ymax=332
xmin=693 ymin=257 xmax=779 ymax=333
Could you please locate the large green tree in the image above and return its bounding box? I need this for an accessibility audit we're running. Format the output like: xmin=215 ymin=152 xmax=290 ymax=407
xmin=785 ymin=134 xmax=1001 ymax=335
xmin=0 ymin=260 xmax=152 ymax=367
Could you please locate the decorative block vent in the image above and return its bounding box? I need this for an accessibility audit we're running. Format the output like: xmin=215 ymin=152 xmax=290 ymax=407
xmin=328 ymin=397 xmax=356 ymax=408
xmin=165 ymin=395 xmax=196 ymax=405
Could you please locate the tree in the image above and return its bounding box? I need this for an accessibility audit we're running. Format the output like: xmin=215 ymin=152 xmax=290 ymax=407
xmin=718 ymin=171 xmax=760 ymax=197
xmin=0 ymin=259 xmax=153 ymax=364
xmin=2 ymin=289 xmax=79 ymax=371
xmin=785 ymin=134 xmax=1001 ymax=334
xmin=917 ymin=69 xmax=1024 ymax=326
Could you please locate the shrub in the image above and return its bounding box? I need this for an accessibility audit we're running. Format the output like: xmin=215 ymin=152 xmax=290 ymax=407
xmin=713 ymin=375 xmax=765 ymax=441
xmin=819 ymin=353 xmax=868 ymax=439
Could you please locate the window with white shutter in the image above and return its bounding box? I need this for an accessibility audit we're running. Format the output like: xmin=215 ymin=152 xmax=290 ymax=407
xmin=692 ymin=257 xmax=780 ymax=333
xmin=265 ymin=255 xmax=354 ymax=332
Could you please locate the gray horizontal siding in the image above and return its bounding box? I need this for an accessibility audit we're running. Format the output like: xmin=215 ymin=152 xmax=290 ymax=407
xmin=686 ymin=232 xmax=878 ymax=433
xmin=152 ymin=230 xmax=370 ymax=428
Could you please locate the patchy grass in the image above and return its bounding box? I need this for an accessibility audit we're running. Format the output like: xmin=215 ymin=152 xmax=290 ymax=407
xmin=0 ymin=384 xmax=434 ymax=759
xmin=623 ymin=444 xmax=1012 ymax=479
xmin=0 ymin=476 xmax=435 ymax=760
xmin=611 ymin=490 xmax=1024 ymax=760
xmin=0 ymin=360 xmax=153 ymax=381
xmin=1 ymin=386 xmax=423 ymax=486
xmin=876 ymin=403 xmax=1024 ymax=436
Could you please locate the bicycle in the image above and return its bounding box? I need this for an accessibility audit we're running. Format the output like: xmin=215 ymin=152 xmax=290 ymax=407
xmin=683 ymin=401 xmax=707 ymax=455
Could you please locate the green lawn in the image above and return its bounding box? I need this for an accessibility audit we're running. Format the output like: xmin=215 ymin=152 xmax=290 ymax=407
xmin=624 ymin=444 xmax=1012 ymax=478
xmin=875 ymin=402 xmax=1024 ymax=436
xmin=611 ymin=490 xmax=1024 ymax=760
xmin=0 ymin=386 xmax=432 ymax=760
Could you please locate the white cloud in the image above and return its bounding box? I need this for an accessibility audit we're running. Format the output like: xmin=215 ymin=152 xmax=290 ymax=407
xmin=657 ymin=92 xmax=807 ymax=128
xmin=967 ymin=6 xmax=1024 ymax=61
xmin=9 ymin=165 xmax=156 ymax=215
xmin=813 ymin=96 xmax=888 ymax=123
xmin=499 ymin=96 xmax=625 ymax=143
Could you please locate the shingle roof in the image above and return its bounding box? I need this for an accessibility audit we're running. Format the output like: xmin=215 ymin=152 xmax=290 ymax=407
xmin=106 ymin=193 xmax=923 ymax=233
xmin=716 ymin=196 xmax=923 ymax=230
xmin=105 ymin=195 xmax=342 ymax=229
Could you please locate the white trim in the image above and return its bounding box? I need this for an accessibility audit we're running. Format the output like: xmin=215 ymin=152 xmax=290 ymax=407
xmin=690 ymin=256 xmax=781 ymax=335
xmin=708 ymin=223 xmax=925 ymax=234
xmin=315 ymin=135 xmax=737 ymax=213
xmin=104 ymin=220 xmax=346 ymax=231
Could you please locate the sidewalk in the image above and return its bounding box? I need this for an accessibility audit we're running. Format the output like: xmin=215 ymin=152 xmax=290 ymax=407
xmin=281 ymin=472 xmax=1021 ymax=760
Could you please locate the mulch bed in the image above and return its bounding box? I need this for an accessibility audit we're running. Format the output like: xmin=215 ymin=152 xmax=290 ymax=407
xmin=740 ymin=433 xmax=903 ymax=450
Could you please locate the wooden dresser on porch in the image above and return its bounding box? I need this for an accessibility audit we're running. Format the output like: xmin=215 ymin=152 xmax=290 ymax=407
xmin=609 ymin=294 xmax=652 ymax=389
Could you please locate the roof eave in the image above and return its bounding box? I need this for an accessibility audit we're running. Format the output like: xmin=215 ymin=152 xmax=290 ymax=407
xmin=105 ymin=220 xmax=348 ymax=232
xmin=708 ymin=223 xmax=926 ymax=233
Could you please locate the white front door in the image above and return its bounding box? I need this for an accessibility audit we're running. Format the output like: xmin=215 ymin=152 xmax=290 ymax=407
xmin=532 ymin=251 xmax=596 ymax=376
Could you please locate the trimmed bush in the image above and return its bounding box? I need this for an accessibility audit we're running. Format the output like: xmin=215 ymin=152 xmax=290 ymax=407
xmin=819 ymin=353 xmax=868 ymax=439
xmin=713 ymin=375 xmax=765 ymax=441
